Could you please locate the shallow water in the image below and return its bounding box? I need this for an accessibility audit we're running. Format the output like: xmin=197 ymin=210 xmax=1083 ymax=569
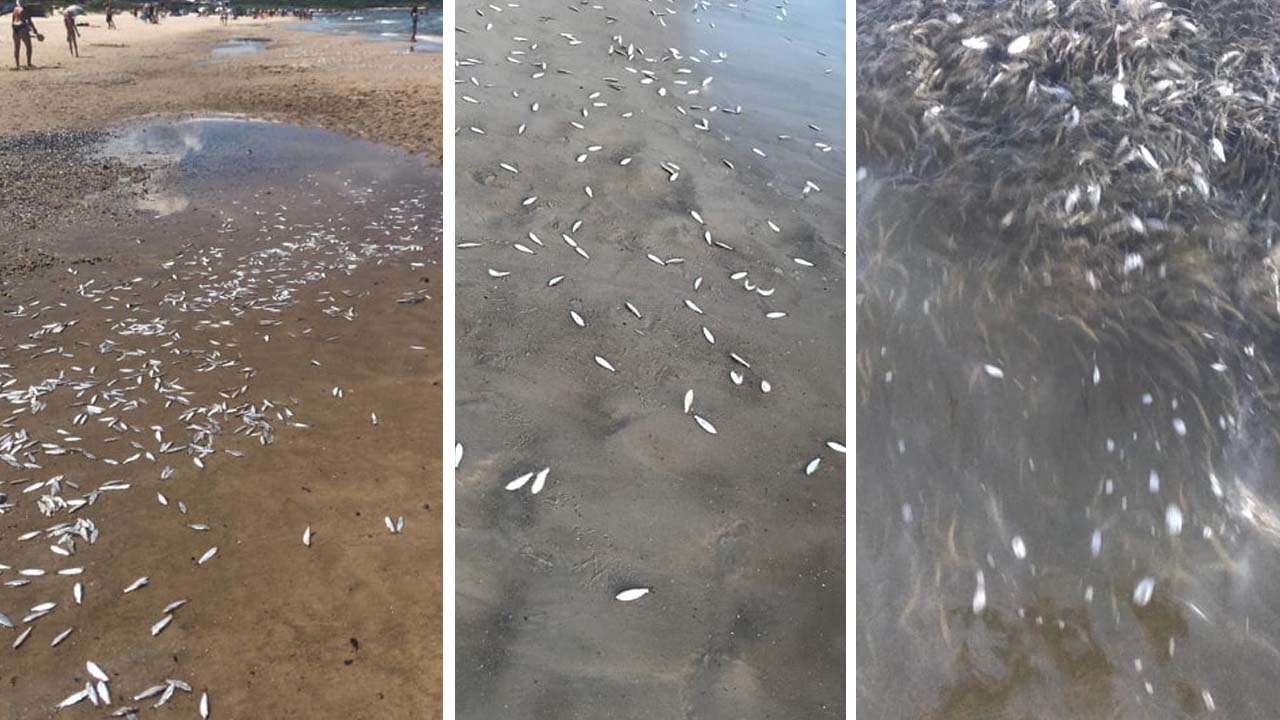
xmin=299 ymin=6 xmax=443 ymax=52
xmin=856 ymin=177 xmax=1280 ymax=719
xmin=95 ymin=116 xmax=422 ymax=216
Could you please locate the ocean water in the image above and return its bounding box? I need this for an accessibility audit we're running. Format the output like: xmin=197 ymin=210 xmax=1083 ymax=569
xmin=299 ymin=5 xmax=442 ymax=52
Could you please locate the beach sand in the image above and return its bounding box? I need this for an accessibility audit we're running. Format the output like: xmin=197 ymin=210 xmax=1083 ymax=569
xmin=0 ymin=13 xmax=440 ymax=159
xmin=0 ymin=15 xmax=442 ymax=720
xmin=453 ymin=0 xmax=846 ymax=717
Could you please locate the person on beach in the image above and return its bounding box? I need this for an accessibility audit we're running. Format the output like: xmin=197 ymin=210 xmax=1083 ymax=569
xmin=10 ymin=0 xmax=43 ymax=70
xmin=410 ymin=5 xmax=419 ymax=43
xmin=63 ymin=10 xmax=79 ymax=57
xmin=105 ymin=1 xmax=115 ymax=29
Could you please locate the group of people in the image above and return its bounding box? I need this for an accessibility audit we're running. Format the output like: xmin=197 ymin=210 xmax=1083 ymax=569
xmin=10 ymin=1 xmax=97 ymax=68
xmin=8 ymin=0 xmax=137 ymax=69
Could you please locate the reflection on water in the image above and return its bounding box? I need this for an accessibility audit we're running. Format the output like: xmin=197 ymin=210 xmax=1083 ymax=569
xmin=857 ymin=173 xmax=1280 ymax=718
xmin=94 ymin=116 xmax=420 ymax=215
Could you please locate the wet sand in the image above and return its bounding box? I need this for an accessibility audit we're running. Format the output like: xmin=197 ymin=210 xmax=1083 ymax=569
xmin=454 ymin=0 xmax=845 ymax=717
xmin=0 ymin=119 xmax=442 ymax=717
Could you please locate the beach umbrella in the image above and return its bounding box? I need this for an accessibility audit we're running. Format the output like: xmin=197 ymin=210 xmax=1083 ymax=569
xmin=64 ymin=4 xmax=84 ymax=14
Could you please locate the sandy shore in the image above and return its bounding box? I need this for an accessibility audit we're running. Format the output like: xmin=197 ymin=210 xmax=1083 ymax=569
xmin=454 ymin=0 xmax=845 ymax=716
xmin=0 ymin=13 xmax=440 ymax=159
xmin=0 ymin=15 xmax=443 ymax=720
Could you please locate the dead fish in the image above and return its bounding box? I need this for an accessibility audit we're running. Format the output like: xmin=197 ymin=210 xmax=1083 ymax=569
xmin=87 ymin=661 xmax=109 ymax=683
xmin=197 ymin=547 xmax=218 ymax=565
xmin=594 ymin=355 xmax=616 ymax=372
xmin=150 ymin=614 xmax=173 ymax=637
xmin=805 ymin=458 xmax=821 ymax=475
xmin=50 ymin=627 xmax=73 ymax=646
xmin=530 ymin=467 xmax=550 ymax=495
xmin=133 ymin=685 xmax=167 ymax=701
xmin=1134 ymin=577 xmax=1156 ymax=607
xmin=57 ymin=687 xmax=90 ymax=709
xmin=615 ymin=587 xmax=650 ymax=602
xmin=694 ymin=415 xmax=718 ymax=435
xmin=505 ymin=472 xmax=533 ymax=491
xmin=303 ymin=526 xmax=313 ymax=547
xmin=200 ymin=692 xmax=210 ymax=719
xmin=123 ymin=577 xmax=149 ymax=594
xmin=683 ymin=390 xmax=694 ymax=414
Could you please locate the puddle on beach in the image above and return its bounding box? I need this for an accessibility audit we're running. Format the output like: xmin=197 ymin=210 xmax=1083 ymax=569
xmin=857 ymin=176 xmax=1280 ymax=718
xmin=210 ymin=37 xmax=272 ymax=55
xmin=1 ymin=117 xmax=441 ymax=717
xmin=94 ymin=116 xmax=425 ymax=219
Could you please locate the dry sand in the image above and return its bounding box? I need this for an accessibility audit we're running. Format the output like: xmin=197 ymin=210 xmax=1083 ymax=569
xmin=1 ymin=13 xmax=440 ymax=159
xmin=454 ymin=0 xmax=846 ymax=717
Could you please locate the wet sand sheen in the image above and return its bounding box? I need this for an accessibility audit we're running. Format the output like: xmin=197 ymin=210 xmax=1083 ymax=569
xmin=0 ymin=120 xmax=441 ymax=719
xmin=455 ymin=0 xmax=845 ymax=717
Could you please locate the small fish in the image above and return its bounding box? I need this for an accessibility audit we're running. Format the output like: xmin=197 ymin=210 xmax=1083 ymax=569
xmin=123 ymin=577 xmax=149 ymax=594
xmin=694 ymin=415 xmax=717 ymax=435
xmin=303 ymin=526 xmax=313 ymax=547
xmin=505 ymin=472 xmax=533 ymax=491
xmin=683 ymin=390 xmax=694 ymax=414
xmin=200 ymin=692 xmax=210 ymax=719
xmin=805 ymin=458 xmax=821 ymax=475
xmin=594 ymin=355 xmax=616 ymax=372
xmin=1007 ymin=34 xmax=1031 ymax=55
xmin=197 ymin=547 xmax=218 ymax=565
xmin=1012 ymin=536 xmax=1027 ymax=559
xmin=151 ymin=614 xmax=173 ymax=636
xmin=530 ymin=467 xmax=550 ymax=495
xmin=87 ymin=661 xmax=109 ymax=682
xmin=615 ymin=587 xmax=650 ymax=602
xmin=1133 ymin=577 xmax=1155 ymax=607
xmin=57 ymin=687 xmax=90 ymax=709
xmin=50 ymin=627 xmax=73 ymax=647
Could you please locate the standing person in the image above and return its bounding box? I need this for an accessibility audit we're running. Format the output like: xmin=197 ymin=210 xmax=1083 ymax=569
xmin=409 ymin=5 xmax=418 ymax=43
xmin=10 ymin=0 xmax=43 ymax=70
xmin=62 ymin=9 xmax=78 ymax=57
xmin=105 ymin=1 xmax=116 ymax=29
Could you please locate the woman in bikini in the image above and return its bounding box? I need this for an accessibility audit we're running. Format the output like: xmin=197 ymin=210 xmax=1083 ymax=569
xmin=11 ymin=0 xmax=43 ymax=70
xmin=63 ymin=10 xmax=79 ymax=58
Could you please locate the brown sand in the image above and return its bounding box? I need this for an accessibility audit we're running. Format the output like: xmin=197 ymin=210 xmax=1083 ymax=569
xmin=0 ymin=15 xmax=442 ymax=719
xmin=0 ymin=13 xmax=440 ymax=160
xmin=0 ymin=130 xmax=443 ymax=718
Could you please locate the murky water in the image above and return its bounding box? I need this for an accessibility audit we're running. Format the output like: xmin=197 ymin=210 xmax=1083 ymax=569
xmin=857 ymin=176 xmax=1280 ymax=718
